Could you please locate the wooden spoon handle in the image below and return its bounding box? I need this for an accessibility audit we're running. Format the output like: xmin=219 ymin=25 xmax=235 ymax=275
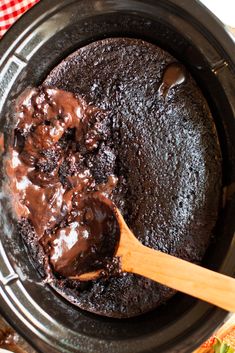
xmin=120 ymin=242 xmax=235 ymax=312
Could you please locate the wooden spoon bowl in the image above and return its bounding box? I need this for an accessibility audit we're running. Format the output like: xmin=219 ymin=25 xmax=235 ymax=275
xmin=72 ymin=206 xmax=235 ymax=313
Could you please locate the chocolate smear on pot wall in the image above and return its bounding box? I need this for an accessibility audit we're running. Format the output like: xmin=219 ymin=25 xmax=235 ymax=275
xmin=159 ymin=62 xmax=186 ymax=97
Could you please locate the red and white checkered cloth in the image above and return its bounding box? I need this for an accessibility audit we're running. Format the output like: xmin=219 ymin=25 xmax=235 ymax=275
xmin=0 ymin=0 xmax=39 ymax=38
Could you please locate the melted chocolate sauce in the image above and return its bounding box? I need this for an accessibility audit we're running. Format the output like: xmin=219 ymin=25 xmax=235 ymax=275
xmin=159 ymin=62 xmax=186 ymax=97
xmin=7 ymin=87 xmax=119 ymax=277
xmin=50 ymin=193 xmax=120 ymax=277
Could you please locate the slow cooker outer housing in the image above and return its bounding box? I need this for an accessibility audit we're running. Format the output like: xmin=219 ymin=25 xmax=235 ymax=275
xmin=0 ymin=1 xmax=235 ymax=352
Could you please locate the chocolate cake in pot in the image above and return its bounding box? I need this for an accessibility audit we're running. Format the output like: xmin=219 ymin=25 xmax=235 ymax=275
xmin=12 ymin=38 xmax=222 ymax=318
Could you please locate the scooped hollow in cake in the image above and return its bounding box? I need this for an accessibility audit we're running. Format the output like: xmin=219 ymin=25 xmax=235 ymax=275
xmin=9 ymin=38 xmax=221 ymax=318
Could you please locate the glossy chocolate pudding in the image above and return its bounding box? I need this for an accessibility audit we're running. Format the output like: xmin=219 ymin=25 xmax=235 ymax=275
xmin=8 ymin=38 xmax=222 ymax=318
xmin=7 ymin=87 xmax=120 ymax=278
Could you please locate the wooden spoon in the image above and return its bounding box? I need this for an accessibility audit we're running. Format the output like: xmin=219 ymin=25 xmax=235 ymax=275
xmin=73 ymin=207 xmax=235 ymax=312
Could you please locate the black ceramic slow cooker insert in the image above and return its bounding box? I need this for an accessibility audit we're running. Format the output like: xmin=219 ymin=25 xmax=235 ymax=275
xmin=0 ymin=1 xmax=235 ymax=352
